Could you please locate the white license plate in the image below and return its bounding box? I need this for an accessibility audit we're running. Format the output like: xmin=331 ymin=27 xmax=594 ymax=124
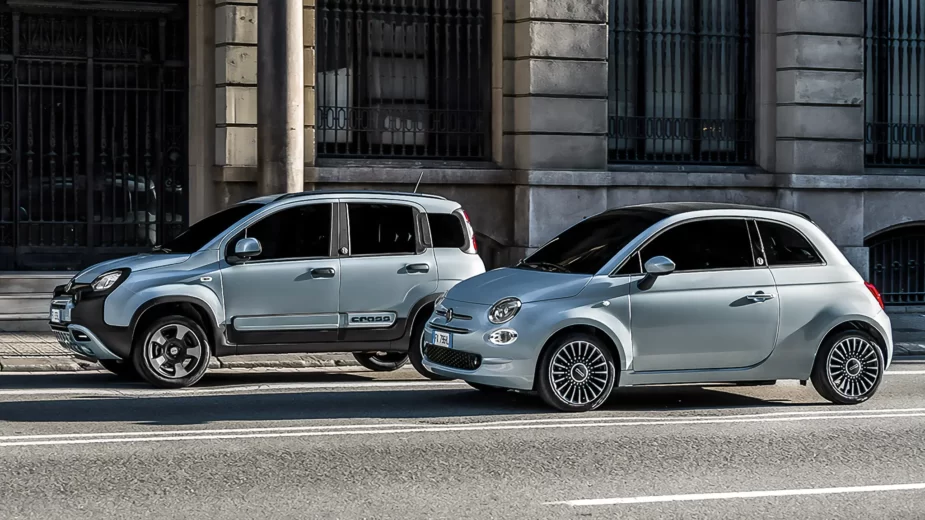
xmin=432 ymin=330 xmax=452 ymax=349
xmin=50 ymin=309 xmax=61 ymax=324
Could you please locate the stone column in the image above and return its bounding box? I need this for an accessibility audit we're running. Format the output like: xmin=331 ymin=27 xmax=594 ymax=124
xmin=303 ymin=0 xmax=316 ymax=168
xmin=775 ymin=0 xmax=868 ymax=277
xmin=188 ymin=0 xmax=216 ymax=223
xmin=257 ymin=0 xmax=304 ymax=195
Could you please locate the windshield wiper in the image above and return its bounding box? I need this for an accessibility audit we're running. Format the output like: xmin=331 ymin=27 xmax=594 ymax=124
xmin=518 ymin=260 xmax=571 ymax=273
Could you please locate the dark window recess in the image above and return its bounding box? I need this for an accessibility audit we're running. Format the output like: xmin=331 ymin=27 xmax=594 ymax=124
xmin=522 ymin=209 xmax=664 ymax=276
xmin=756 ymin=221 xmax=822 ymax=266
xmin=641 ymin=219 xmax=754 ymax=271
xmin=865 ymin=0 xmax=925 ymax=167
xmin=348 ymin=204 xmax=417 ymax=255
xmin=866 ymin=226 xmax=925 ymax=306
xmin=237 ymin=204 xmax=333 ymax=261
xmin=608 ymin=0 xmax=756 ymax=165
xmin=615 ymin=251 xmax=643 ymax=276
xmin=428 ymin=213 xmax=466 ymax=248
xmin=162 ymin=203 xmax=262 ymax=254
xmin=316 ymin=0 xmax=491 ymax=160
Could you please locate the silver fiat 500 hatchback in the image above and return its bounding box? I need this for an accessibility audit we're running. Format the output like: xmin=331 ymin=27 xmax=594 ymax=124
xmin=422 ymin=203 xmax=893 ymax=412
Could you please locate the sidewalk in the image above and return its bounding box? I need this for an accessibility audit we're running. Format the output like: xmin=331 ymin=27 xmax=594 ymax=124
xmin=2 ymin=320 xmax=924 ymax=372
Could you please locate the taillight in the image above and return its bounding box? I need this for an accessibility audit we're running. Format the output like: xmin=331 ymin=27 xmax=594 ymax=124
xmin=459 ymin=209 xmax=477 ymax=254
xmin=865 ymin=282 xmax=885 ymax=310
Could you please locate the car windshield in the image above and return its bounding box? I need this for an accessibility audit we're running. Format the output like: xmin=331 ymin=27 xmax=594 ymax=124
xmin=519 ymin=209 xmax=663 ymax=275
xmin=153 ymin=203 xmax=263 ymax=254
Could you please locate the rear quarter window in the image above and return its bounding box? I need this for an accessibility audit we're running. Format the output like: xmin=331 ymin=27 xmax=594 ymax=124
xmin=428 ymin=213 xmax=466 ymax=248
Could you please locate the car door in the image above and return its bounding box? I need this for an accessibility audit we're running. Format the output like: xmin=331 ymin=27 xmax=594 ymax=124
xmin=221 ymin=201 xmax=341 ymax=347
xmin=337 ymin=200 xmax=438 ymax=341
xmin=628 ymin=218 xmax=780 ymax=372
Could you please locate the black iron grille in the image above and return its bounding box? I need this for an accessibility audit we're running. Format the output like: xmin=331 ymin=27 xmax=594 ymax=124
xmin=865 ymin=0 xmax=925 ymax=167
xmin=867 ymin=226 xmax=925 ymax=305
xmin=423 ymin=344 xmax=481 ymax=370
xmin=316 ymin=0 xmax=491 ymax=160
xmin=608 ymin=0 xmax=755 ymax=164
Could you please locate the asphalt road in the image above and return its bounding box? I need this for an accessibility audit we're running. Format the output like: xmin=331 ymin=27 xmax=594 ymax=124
xmin=1 ymin=361 xmax=924 ymax=519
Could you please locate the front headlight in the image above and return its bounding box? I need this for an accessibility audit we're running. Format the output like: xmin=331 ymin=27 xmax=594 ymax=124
xmin=488 ymin=297 xmax=521 ymax=324
xmin=435 ymin=292 xmax=446 ymax=309
xmin=91 ymin=270 xmax=126 ymax=291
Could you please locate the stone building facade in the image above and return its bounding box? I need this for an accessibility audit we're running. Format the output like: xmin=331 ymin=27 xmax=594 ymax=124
xmin=1 ymin=0 xmax=924 ymax=329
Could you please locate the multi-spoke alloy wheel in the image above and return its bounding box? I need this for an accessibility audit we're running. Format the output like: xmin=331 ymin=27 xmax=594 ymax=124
xmin=132 ymin=315 xmax=211 ymax=389
xmin=812 ymin=330 xmax=885 ymax=405
xmin=537 ymin=333 xmax=616 ymax=412
xmin=353 ymin=351 xmax=408 ymax=372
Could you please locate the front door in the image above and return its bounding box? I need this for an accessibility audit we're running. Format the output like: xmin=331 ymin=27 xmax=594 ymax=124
xmin=337 ymin=201 xmax=438 ymax=341
xmin=629 ymin=218 xmax=780 ymax=372
xmin=221 ymin=202 xmax=340 ymax=346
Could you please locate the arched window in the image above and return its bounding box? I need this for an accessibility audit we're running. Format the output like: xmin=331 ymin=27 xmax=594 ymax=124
xmin=866 ymin=225 xmax=925 ymax=305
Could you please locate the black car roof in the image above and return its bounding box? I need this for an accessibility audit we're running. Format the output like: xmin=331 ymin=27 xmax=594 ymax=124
xmin=614 ymin=202 xmax=814 ymax=222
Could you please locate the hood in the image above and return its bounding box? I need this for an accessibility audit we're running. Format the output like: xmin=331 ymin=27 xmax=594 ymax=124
xmin=447 ymin=267 xmax=592 ymax=305
xmin=73 ymin=253 xmax=191 ymax=283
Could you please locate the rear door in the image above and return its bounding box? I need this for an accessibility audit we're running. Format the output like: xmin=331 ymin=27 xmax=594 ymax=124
xmin=628 ymin=218 xmax=780 ymax=371
xmin=337 ymin=201 xmax=438 ymax=341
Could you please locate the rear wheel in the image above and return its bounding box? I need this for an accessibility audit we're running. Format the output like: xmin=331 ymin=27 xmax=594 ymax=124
xmin=352 ymin=352 xmax=408 ymax=372
xmin=98 ymin=359 xmax=139 ymax=380
xmin=811 ymin=330 xmax=884 ymax=405
xmin=408 ymin=310 xmax=452 ymax=381
xmin=132 ymin=315 xmax=212 ymax=389
xmin=537 ymin=333 xmax=616 ymax=412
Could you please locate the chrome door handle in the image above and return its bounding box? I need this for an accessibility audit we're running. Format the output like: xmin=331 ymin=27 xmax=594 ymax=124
xmin=746 ymin=291 xmax=774 ymax=302
xmin=406 ymin=263 xmax=430 ymax=273
xmin=310 ymin=267 xmax=336 ymax=278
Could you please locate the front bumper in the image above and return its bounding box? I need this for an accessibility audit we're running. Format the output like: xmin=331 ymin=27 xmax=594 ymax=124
xmin=421 ymin=300 xmax=538 ymax=391
xmin=48 ymin=294 xmax=130 ymax=361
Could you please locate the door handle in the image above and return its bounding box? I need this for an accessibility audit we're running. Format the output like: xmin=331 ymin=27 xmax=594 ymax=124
xmin=405 ymin=263 xmax=430 ymax=274
xmin=310 ymin=267 xmax=336 ymax=278
xmin=746 ymin=291 xmax=775 ymax=302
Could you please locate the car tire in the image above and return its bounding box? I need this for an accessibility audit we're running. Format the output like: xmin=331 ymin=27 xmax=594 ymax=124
xmin=408 ymin=311 xmax=452 ymax=381
xmin=98 ymin=359 xmax=140 ymax=380
xmin=132 ymin=315 xmax=212 ymax=389
xmin=537 ymin=332 xmax=616 ymax=413
xmin=467 ymin=381 xmax=508 ymax=393
xmin=811 ymin=329 xmax=885 ymax=405
xmin=353 ymin=352 xmax=408 ymax=372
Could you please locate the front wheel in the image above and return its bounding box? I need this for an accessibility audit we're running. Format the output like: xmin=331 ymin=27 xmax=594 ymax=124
xmin=536 ymin=333 xmax=616 ymax=412
xmin=132 ymin=315 xmax=212 ymax=389
xmin=811 ymin=330 xmax=884 ymax=405
xmin=408 ymin=314 xmax=452 ymax=381
xmin=353 ymin=352 xmax=408 ymax=372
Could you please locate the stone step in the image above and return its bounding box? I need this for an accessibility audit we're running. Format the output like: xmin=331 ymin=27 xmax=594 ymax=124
xmin=0 ymin=272 xmax=73 ymax=332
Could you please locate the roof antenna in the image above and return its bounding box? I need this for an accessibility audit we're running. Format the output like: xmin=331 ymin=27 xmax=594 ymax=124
xmin=412 ymin=171 xmax=425 ymax=193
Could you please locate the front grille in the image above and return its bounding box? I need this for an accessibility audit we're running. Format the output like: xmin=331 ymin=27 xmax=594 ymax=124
xmin=423 ymin=344 xmax=481 ymax=371
xmin=53 ymin=329 xmax=79 ymax=353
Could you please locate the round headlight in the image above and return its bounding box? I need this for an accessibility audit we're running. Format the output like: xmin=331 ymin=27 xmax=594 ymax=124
xmin=91 ymin=270 xmax=125 ymax=291
xmin=488 ymin=297 xmax=521 ymax=324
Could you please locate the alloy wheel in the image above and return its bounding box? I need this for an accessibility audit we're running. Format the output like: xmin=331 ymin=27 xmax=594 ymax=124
xmin=145 ymin=323 xmax=203 ymax=379
xmin=826 ymin=336 xmax=881 ymax=399
xmin=549 ymin=340 xmax=611 ymax=406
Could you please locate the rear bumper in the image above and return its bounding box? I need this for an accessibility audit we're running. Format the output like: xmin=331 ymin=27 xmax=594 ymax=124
xmin=874 ymin=309 xmax=894 ymax=368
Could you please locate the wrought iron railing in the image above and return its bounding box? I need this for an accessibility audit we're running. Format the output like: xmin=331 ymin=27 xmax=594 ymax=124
xmin=607 ymin=0 xmax=755 ymax=165
xmin=865 ymin=0 xmax=925 ymax=167
xmin=0 ymin=7 xmax=188 ymax=271
xmin=316 ymin=0 xmax=491 ymax=160
xmin=868 ymin=227 xmax=925 ymax=305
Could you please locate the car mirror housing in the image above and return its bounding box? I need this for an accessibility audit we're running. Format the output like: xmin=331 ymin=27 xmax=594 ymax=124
xmin=639 ymin=255 xmax=675 ymax=291
xmin=231 ymin=237 xmax=262 ymax=263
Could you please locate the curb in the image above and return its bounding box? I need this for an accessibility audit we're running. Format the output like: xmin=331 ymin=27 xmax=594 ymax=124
xmin=0 ymin=353 xmax=363 ymax=373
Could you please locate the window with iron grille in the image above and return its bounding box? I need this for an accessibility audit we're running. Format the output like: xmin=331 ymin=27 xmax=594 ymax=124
xmin=867 ymin=225 xmax=925 ymax=305
xmin=316 ymin=0 xmax=491 ymax=160
xmin=608 ymin=0 xmax=755 ymax=165
xmin=865 ymin=0 xmax=925 ymax=167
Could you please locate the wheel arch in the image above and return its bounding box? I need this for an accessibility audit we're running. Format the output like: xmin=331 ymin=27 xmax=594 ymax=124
xmin=402 ymin=292 xmax=442 ymax=347
xmin=816 ymin=319 xmax=889 ymax=364
xmin=130 ymin=296 xmax=223 ymax=354
xmin=533 ymin=323 xmax=626 ymax=391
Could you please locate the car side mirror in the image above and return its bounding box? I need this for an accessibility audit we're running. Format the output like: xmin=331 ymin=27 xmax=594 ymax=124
xmin=638 ymin=255 xmax=675 ymax=291
xmin=231 ymin=237 xmax=262 ymax=263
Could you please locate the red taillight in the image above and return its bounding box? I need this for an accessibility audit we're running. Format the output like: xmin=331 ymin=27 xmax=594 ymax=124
xmin=460 ymin=209 xmax=477 ymax=254
xmin=865 ymin=282 xmax=885 ymax=310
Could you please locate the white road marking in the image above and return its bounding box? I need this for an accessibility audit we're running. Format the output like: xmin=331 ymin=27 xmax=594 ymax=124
xmin=547 ymin=482 xmax=925 ymax=506
xmin=885 ymin=370 xmax=925 ymax=375
xmin=3 ymin=410 xmax=925 ymax=448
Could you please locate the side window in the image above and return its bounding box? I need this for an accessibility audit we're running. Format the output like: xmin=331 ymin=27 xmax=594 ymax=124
xmin=641 ymin=219 xmax=754 ymax=272
xmin=348 ymin=203 xmax=417 ymax=255
xmin=757 ymin=221 xmax=823 ymax=266
xmin=232 ymin=203 xmax=333 ymax=261
xmin=428 ymin=213 xmax=466 ymax=248
xmin=615 ymin=251 xmax=642 ymax=275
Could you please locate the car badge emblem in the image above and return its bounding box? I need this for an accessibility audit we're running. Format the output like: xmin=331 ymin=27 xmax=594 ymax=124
xmin=445 ymin=309 xmax=454 ymax=323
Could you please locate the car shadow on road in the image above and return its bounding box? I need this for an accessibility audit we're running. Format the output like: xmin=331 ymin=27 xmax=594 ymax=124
xmin=0 ymin=375 xmax=821 ymax=427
